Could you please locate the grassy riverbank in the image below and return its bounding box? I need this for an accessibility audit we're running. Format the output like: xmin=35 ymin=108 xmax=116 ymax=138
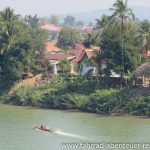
xmin=1 ymin=76 xmax=149 ymax=117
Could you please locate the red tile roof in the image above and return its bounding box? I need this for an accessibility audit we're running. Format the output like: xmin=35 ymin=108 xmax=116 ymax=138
xmin=72 ymin=49 xmax=82 ymax=56
xmin=74 ymin=43 xmax=85 ymax=50
xmin=41 ymin=24 xmax=61 ymax=31
xmin=84 ymin=27 xmax=94 ymax=33
xmin=45 ymin=42 xmax=61 ymax=52
xmin=73 ymin=50 xmax=85 ymax=62
xmin=73 ymin=49 xmax=94 ymax=63
xmin=45 ymin=53 xmax=75 ymax=61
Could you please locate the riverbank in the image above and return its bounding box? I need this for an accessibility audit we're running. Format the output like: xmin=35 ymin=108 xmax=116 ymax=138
xmin=1 ymin=76 xmax=150 ymax=117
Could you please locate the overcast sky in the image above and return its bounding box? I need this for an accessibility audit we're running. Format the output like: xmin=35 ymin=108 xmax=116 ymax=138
xmin=0 ymin=0 xmax=150 ymax=16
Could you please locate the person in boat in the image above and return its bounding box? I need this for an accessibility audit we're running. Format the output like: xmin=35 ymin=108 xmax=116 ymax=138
xmin=40 ymin=125 xmax=48 ymax=130
xmin=40 ymin=125 xmax=44 ymax=130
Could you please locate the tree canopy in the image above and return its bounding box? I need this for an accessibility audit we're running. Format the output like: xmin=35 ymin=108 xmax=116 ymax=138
xmin=63 ymin=16 xmax=75 ymax=27
xmin=57 ymin=27 xmax=82 ymax=49
xmin=0 ymin=7 xmax=48 ymax=81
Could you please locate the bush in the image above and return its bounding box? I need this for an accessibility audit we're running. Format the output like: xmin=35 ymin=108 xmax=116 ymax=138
xmin=6 ymin=76 xmax=149 ymax=117
xmin=125 ymin=96 xmax=150 ymax=116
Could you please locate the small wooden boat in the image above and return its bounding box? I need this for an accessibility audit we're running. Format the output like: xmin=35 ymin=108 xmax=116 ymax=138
xmin=34 ymin=126 xmax=53 ymax=132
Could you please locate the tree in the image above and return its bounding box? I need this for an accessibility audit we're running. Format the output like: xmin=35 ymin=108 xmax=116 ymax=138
xmin=88 ymin=22 xmax=93 ymax=27
xmin=95 ymin=14 xmax=111 ymax=46
xmin=76 ymin=20 xmax=84 ymax=28
xmin=63 ymin=16 xmax=75 ymax=27
xmin=137 ymin=20 xmax=150 ymax=50
xmin=0 ymin=9 xmax=48 ymax=81
xmin=39 ymin=17 xmax=49 ymax=25
xmin=49 ymin=15 xmax=60 ymax=26
xmin=93 ymin=50 xmax=105 ymax=87
xmin=99 ymin=25 xmax=139 ymax=87
xmin=96 ymin=14 xmax=110 ymax=29
xmin=60 ymin=58 xmax=71 ymax=75
xmin=0 ymin=7 xmax=20 ymax=54
xmin=110 ymin=0 xmax=134 ymax=76
xmin=57 ymin=27 xmax=82 ymax=49
xmin=24 ymin=14 xmax=39 ymax=28
xmin=1 ymin=39 xmax=33 ymax=80
xmin=84 ymin=32 xmax=96 ymax=48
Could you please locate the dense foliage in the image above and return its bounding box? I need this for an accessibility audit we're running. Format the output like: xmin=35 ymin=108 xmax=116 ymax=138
xmin=6 ymin=76 xmax=150 ymax=117
xmin=57 ymin=27 xmax=82 ymax=49
xmin=0 ymin=7 xmax=48 ymax=81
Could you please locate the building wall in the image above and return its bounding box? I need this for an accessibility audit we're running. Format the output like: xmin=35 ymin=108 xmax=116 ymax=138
xmin=80 ymin=64 xmax=96 ymax=76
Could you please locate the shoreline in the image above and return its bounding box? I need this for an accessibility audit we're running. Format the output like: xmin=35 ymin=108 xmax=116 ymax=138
xmin=2 ymin=103 xmax=150 ymax=118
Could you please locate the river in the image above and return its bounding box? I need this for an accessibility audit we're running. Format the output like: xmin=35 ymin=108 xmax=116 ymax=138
xmin=0 ymin=104 xmax=149 ymax=150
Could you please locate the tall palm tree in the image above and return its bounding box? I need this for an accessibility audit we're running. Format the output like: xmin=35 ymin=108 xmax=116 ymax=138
xmin=24 ymin=15 xmax=39 ymax=28
xmin=0 ymin=7 xmax=20 ymax=54
xmin=138 ymin=20 xmax=150 ymax=50
xmin=110 ymin=0 xmax=134 ymax=76
xmin=94 ymin=15 xmax=111 ymax=86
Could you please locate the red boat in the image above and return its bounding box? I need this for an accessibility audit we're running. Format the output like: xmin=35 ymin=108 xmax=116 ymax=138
xmin=34 ymin=126 xmax=53 ymax=132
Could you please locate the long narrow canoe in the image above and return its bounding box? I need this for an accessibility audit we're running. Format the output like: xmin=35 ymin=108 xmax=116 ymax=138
xmin=34 ymin=126 xmax=53 ymax=132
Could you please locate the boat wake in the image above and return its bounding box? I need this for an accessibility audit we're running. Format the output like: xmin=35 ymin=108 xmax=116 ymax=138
xmin=54 ymin=130 xmax=85 ymax=140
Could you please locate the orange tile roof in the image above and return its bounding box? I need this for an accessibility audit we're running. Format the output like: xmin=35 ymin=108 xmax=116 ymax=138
xmin=41 ymin=24 xmax=61 ymax=31
xmin=45 ymin=42 xmax=61 ymax=52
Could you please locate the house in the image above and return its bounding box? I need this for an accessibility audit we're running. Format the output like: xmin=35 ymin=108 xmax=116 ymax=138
xmin=41 ymin=24 xmax=61 ymax=41
xmin=41 ymin=24 xmax=61 ymax=32
xmin=84 ymin=27 xmax=94 ymax=33
xmin=45 ymin=52 xmax=76 ymax=75
xmin=73 ymin=47 xmax=106 ymax=76
xmin=68 ymin=43 xmax=85 ymax=59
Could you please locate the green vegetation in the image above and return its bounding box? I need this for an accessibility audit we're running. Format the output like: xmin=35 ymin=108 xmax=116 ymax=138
xmin=63 ymin=15 xmax=75 ymax=27
xmin=57 ymin=27 xmax=82 ymax=49
xmin=49 ymin=15 xmax=60 ymax=26
xmin=0 ymin=1 xmax=150 ymax=117
xmin=59 ymin=58 xmax=71 ymax=75
xmin=4 ymin=76 xmax=149 ymax=117
xmin=0 ymin=7 xmax=48 ymax=81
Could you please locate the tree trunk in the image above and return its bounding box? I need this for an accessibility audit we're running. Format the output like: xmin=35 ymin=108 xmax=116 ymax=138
xmin=121 ymin=22 xmax=125 ymax=78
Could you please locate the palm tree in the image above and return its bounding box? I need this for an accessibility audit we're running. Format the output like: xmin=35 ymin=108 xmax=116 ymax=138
xmin=24 ymin=14 xmax=39 ymax=28
xmin=93 ymin=15 xmax=110 ymax=87
xmin=138 ymin=20 xmax=150 ymax=51
xmin=95 ymin=14 xmax=110 ymax=45
xmin=0 ymin=7 xmax=20 ymax=54
xmin=96 ymin=14 xmax=110 ymax=29
xmin=110 ymin=0 xmax=134 ymax=76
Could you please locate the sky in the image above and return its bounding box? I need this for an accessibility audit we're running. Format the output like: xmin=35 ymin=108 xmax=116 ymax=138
xmin=0 ymin=0 xmax=150 ymax=16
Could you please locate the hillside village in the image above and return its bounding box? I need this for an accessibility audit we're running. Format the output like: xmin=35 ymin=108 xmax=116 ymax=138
xmin=41 ymin=23 xmax=150 ymax=86
xmin=0 ymin=0 xmax=150 ymax=117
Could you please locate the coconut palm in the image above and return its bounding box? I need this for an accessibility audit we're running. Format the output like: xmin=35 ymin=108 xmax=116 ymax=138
xmin=110 ymin=0 xmax=134 ymax=76
xmin=96 ymin=14 xmax=110 ymax=29
xmin=138 ymin=20 xmax=150 ymax=50
xmin=0 ymin=7 xmax=20 ymax=54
